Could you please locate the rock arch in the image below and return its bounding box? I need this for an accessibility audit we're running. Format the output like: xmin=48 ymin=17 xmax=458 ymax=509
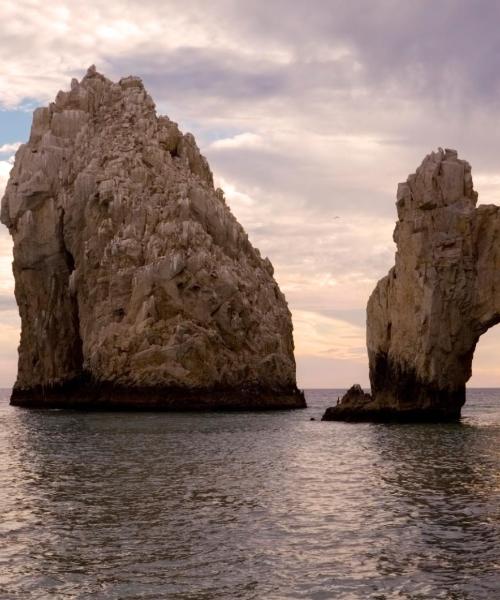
xmin=324 ymin=148 xmax=500 ymax=421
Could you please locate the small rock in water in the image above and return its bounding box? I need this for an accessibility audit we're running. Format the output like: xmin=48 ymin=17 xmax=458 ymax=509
xmin=321 ymin=385 xmax=373 ymax=421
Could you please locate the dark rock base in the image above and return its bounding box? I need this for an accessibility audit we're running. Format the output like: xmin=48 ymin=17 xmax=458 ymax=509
xmin=10 ymin=376 xmax=307 ymax=411
xmin=368 ymin=353 xmax=466 ymax=420
xmin=322 ymin=405 xmax=462 ymax=423
xmin=321 ymin=382 xmax=463 ymax=423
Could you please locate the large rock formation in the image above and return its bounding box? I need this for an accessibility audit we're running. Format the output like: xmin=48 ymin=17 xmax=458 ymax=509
xmin=1 ymin=66 xmax=305 ymax=410
xmin=324 ymin=148 xmax=496 ymax=422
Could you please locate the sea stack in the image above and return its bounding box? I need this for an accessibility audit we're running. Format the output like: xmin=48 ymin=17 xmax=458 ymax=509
xmin=323 ymin=148 xmax=498 ymax=422
xmin=1 ymin=66 xmax=305 ymax=410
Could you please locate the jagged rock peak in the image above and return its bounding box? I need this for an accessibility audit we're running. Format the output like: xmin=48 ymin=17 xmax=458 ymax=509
xmin=1 ymin=68 xmax=305 ymax=410
xmin=323 ymin=148 xmax=500 ymax=422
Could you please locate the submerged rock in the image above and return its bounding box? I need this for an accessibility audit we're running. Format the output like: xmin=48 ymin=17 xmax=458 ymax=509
xmin=324 ymin=148 xmax=496 ymax=422
xmin=1 ymin=67 xmax=305 ymax=410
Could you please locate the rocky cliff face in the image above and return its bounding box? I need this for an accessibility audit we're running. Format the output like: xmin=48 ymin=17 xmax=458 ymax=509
xmin=1 ymin=66 xmax=305 ymax=409
xmin=324 ymin=148 xmax=497 ymax=422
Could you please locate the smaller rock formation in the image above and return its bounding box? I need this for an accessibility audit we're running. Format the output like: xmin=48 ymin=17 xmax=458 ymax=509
xmin=321 ymin=385 xmax=372 ymax=421
xmin=323 ymin=148 xmax=498 ymax=422
xmin=1 ymin=67 xmax=305 ymax=410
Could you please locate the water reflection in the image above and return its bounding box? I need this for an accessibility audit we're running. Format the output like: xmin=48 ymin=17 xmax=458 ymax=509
xmin=370 ymin=421 xmax=500 ymax=597
xmin=0 ymin=389 xmax=499 ymax=599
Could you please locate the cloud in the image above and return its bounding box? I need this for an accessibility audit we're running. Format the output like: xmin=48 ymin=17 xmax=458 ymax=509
xmin=473 ymin=173 xmax=500 ymax=206
xmin=0 ymin=142 xmax=22 ymax=156
xmin=470 ymin=326 xmax=500 ymax=386
xmin=2 ymin=1 xmax=500 ymax=386
xmin=210 ymin=133 xmax=262 ymax=150
xmin=0 ymin=229 xmax=15 ymax=295
xmin=2 ymin=1 xmax=499 ymax=117
xmin=0 ymin=229 xmax=19 ymax=388
xmin=218 ymin=174 xmax=395 ymax=311
xmin=296 ymin=355 xmax=369 ymax=389
xmin=293 ymin=309 xmax=366 ymax=361
xmin=0 ymin=224 xmax=18 ymax=388
xmin=0 ymin=159 xmax=13 ymax=198
xmin=207 ymin=1 xmax=500 ymax=107
xmin=0 ymin=295 xmax=16 ymax=311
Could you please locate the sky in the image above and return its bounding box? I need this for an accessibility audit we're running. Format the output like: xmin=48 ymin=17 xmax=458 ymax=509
xmin=2 ymin=0 xmax=500 ymax=388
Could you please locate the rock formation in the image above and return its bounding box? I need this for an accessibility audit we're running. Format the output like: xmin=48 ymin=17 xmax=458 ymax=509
xmin=323 ymin=148 xmax=496 ymax=422
xmin=1 ymin=66 xmax=305 ymax=410
xmin=322 ymin=384 xmax=372 ymax=421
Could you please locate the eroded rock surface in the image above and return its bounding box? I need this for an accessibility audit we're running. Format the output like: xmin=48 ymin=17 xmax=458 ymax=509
xmin=324 ymin=148 xmax=498 ymax=422
xmin=1 ymin=66 xmax=305 ymax=410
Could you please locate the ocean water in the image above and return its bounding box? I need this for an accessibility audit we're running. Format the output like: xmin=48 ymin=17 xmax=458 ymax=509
xmin=0 ymin=388 xmax=498 ymax=600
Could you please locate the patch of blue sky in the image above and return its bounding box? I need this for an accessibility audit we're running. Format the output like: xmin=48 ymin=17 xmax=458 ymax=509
xmin=0 ymin=108 xmax=33 ymax=146
xmin=198 ymin=126 xmax=246 ymax=147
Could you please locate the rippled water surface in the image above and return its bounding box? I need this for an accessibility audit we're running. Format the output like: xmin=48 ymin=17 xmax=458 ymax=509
xmin=0 ymin=389 xmax=499 ymax=599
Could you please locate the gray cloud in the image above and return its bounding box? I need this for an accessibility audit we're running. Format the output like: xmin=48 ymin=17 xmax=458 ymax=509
xmin=207 ymin=0 xmax=500 ymax=106
xmin=2 ymin=1 xmax=500 ymax=386
xmin=4 ymin=1 xmax=500 ymax=113
xmin=108 ymin=45 xmax=358 ymax=105
xmin=0 ymin=294 xmax=16 ymax=311
xmin=93 ymin=1 xmax=500 ymax=120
